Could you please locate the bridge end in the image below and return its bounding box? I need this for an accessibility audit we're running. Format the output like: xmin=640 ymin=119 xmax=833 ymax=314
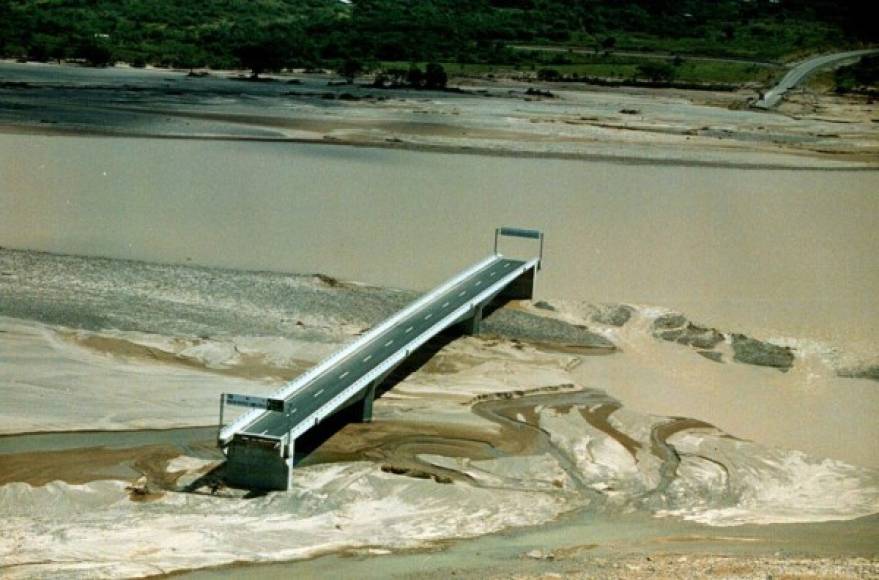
xmin=494 ymin=226 xmax=543 ymax=270
xmin=498 ymin=265 xmax=536 ymax=300
xmin=224 ymin=434 xmax=292 ymax=491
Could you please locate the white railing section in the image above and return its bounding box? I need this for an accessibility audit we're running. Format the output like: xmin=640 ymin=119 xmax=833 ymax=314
xmin=220 ymin=254 xmax=504 ymax=442
xmin=283 ymin=258 xmax=539 ymax=442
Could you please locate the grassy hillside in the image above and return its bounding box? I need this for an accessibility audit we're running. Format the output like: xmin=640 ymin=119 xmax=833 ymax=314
xmin=0 ymin=0 xmax=874 ymax=73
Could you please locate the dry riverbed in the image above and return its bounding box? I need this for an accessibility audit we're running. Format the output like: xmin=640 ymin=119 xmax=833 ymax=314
xmin=0 ymin=249 xmax=877 ymax=578
xmin=1 ymin=61 xmax=877 ymax=169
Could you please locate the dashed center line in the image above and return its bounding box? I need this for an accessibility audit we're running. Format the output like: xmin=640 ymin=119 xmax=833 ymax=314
xmin=442 ymin=301 xmax=449 ymax=308
xmin=489 ymin=272 xmax=497 ymax=277
xmin=313 ymin=389 xmax=324 ymax=398
xmin=475 ymin=280 xmax=482 ymax=286
xmin=339 ymin=371 xmax=350 ymax=379
xmin=363 ymin=355 xmax=373 ymax=362
xmin=405 ymin=326 xmax=413 ymax=333
xmin=384 ymin=339 xmax=394 ymax=347
xmin=458 ymin=290 xmax=466 ymax=297
xmin=504 ymin=263 xmax=511 ymax=268
xmin=425 ymin=313 xmax=432 ymax=320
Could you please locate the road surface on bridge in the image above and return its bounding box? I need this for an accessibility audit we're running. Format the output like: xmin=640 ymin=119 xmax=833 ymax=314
xmin=237 ymin=256 xmax=526 ymax=439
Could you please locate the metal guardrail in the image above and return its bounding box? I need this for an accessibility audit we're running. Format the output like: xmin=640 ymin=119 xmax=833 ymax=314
xmin=281 ymin=257 xmax=540 ymax=442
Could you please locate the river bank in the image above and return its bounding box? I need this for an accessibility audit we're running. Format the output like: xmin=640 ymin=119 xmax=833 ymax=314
xmin=1 ymin=61 xmax=877 ymax=168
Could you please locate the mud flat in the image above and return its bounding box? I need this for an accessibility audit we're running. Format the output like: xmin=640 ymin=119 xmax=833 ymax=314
xmin=1 ymin=61 xmax=878 ymax=168
xmin=0 ymin=250 xmax=877 ymax=578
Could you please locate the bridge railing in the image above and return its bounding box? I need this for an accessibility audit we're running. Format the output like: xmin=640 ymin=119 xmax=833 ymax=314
xmin=494 ymin=226 xmax=543 ymax=269
xmin=281 ymin=256 xmax=540 ymax=442
xmin=219 ymin=253 xmax=504 ymax=443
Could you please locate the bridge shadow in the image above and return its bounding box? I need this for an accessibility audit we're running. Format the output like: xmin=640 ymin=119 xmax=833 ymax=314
xmin=292 ymin=295 xmax=513 ymax=465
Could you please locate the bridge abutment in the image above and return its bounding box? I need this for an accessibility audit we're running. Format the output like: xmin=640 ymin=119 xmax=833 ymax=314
xmin=224 ymin=434 xmax=291 ymax=491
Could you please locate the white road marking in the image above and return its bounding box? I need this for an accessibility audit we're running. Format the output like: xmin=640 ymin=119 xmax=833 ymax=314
xmin=384 ymin=339 xmax=394 ymax=347
xmin=425 ymin=313 xmax=432 ymax=320
xmin=405 ymin=326 xmax=413 ymax=333
xmin=313 ymin=389 xmax=324 ymax=398
xmin=475 ymin=280 xmax=482 ymax=286
xmin=442 ymin=301 xmax=449 ymax=307
xmin=458 ymin=290 xmax=466 ymax=296
xmin=261 ymin=430 xmax=268 ymax=434
xmin=290 ymin=408 xmax=298 ymax=414
xmin=339 ymin=371 xmax=350 ymax=379
xmin=363 ymin=355 xmax=373 ymax=362
xmin=490 ymin=272 xmax=497 ymax=277
xmin=504 ymin=263 xmax=511 ymax=268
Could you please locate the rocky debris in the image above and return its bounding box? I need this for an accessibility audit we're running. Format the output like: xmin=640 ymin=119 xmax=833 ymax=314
xmin=837 ymin=364 xmax=879 ymax=382
xmin=381 ymin=464 xmax=453 ymax=484
xmin=482 ymin=308 xmax=616 ymax=352
xmin=653 ymin=312 xmax=796 ymax=371
xmin=653 ymin=313 xmax=687 ymax=330
xmin=697 ymin=350 xmax=723 ymax=363
xmin=652 ymin=313 xmax=724 ymax=349
xmin=731 ymin=333 xmax=795 ymax=371
xmin=589 ymin=303 xmax=634 ymax=327
xmin=125 ymin=478 xmax=164 ymax=502
xmin=467 ymin=383 xmax=578 ymax=404
xmin=523 ymin=549 xmax=554 ymax=561
xmin=524 ymin=87 xmax=555 ymax=99
xmin=489 ymin=555 xmax=879 ymax=580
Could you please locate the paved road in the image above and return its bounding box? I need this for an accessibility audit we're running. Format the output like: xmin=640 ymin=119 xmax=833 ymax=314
xmin=511 ymin=44 xmax=780 ymax=67
xmin=241 ymin=256 xmax=526 ymax=439
xmin=754 ymin=49 xmax=879 ymax=109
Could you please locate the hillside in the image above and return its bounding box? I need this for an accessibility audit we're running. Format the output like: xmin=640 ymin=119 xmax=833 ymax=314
xmin=0 ymin=0 xmax=875 ymax=72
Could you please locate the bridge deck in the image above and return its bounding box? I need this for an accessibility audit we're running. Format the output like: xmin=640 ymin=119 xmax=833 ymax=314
xmin=221 ymin=254 xmax=533 ymax=445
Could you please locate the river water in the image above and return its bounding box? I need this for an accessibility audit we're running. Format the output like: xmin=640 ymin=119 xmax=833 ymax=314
xmin=1 ymin=134 xmax=877 ymax=354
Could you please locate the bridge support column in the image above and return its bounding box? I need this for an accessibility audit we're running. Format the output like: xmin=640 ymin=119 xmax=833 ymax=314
xmin=352 ymin=382 xmax=377 ymax=422
xmin=462 ymin=304 xmax=483 ymax=335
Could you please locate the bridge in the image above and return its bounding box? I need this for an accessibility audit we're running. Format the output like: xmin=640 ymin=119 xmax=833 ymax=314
xmin=217 ymin=227 xmax=544 ymax=490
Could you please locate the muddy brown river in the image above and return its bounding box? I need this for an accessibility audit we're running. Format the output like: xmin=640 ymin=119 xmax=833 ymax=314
xmin=2 ymin=134 xmax=877 ymax=355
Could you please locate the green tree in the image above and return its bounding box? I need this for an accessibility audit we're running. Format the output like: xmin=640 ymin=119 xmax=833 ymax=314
xmin=424 ymin=62 xmax=447 ymax=89
xmin=537 ymin=68 xmax=561 ymax=81
xmin=636 ymin=62 xmax=676 ymax=82
xmin=338 ymin=58 xmax=364 ymax=83
xmin=76 ymin=38 xmax=114 ymax=67
xmin=234 ymin=33 xmax=291 ymax=78
xmin=406 ymin=65 xmax=424 ymax=88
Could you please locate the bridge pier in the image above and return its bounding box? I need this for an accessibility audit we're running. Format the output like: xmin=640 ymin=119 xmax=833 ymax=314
xmin=352 ymin=382 xmax=377 ymax=422
xmin=462 ymin=304 xmax=484 ymax=335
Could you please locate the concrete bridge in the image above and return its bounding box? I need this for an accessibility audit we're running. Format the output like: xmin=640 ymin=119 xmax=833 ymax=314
xmin=217 ymin=227 xmax=544 ymax=490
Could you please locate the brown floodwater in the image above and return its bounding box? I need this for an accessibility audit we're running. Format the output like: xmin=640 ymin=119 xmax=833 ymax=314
xmin=1 ymin=134 xmax=877 ymax=354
